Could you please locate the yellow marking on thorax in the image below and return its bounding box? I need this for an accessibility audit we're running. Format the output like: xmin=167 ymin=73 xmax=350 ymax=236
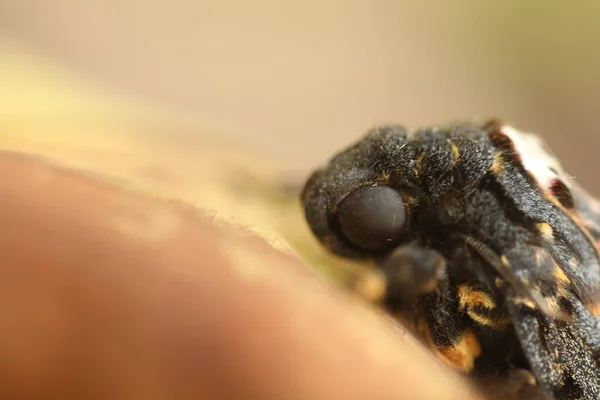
xmin=512 ymin=296 xmax=537 ymax=310
xmin=450 ymin=141 xmax=461 ymax=162
xmin=458 ymin=285 xmax=495 ymax=309
xmin=413 ymin=152 xmax=426 ymax=178
xmin=466 ymin=312 xmax=512 ymax=329
xmin=553 ymin=265 xmax=573 ymax=299
xmin=535 ymin=222 xmax=554 ymax=241
xmin=553 ymin=265 xmax=571 ymax=284
xmin=458 ymin=285 xmax=512 ymax=328
xmin=490 ymin=152 xmax=505 ymax=175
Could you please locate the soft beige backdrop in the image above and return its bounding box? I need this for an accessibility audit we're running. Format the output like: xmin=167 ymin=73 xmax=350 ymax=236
xmin=1 ymin=1 xmax=600 ymax=187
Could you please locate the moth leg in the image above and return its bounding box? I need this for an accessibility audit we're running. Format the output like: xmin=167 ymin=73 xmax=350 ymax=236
xmin=380 ymin=243 xmax=447 ymax=303
xmin=379 ymin=244 xmax=482 ymax=373
xmin=349 ymin=244 xmax=446 ymax=308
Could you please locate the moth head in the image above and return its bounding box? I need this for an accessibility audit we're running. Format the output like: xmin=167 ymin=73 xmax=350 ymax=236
xmin=301 ymin=125 xmax=410 ymax=258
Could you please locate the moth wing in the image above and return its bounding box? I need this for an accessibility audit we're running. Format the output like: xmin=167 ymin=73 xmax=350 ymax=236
xmin=490 ymin=242 xmax=600 ymax=399
xmin=505 ymin=291 xmax=600 ymax=400
xmin=497 ymin=125 xmax=600 ymax=312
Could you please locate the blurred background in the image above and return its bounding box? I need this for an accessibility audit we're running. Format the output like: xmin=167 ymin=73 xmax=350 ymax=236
xmin=0 ymin=1 xmax=599 ymax=200
xmin=6 ymin=4 xmax=600 ymax=397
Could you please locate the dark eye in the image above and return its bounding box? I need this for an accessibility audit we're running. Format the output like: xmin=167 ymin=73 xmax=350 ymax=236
xmin=337 ymin=186 xmax=406 ymax=251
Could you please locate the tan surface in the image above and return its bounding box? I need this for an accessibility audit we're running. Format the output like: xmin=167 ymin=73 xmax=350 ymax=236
xmin=0 ymin=151 xmax=483 ymax=399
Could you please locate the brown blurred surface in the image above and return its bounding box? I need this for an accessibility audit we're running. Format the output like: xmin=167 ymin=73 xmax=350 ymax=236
xmin=0 ymin=151 xmax=484 ymax=399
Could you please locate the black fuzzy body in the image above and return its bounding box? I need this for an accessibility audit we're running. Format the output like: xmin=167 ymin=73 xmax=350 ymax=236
xmin=301 ymin=120 xmax=600 ymax=400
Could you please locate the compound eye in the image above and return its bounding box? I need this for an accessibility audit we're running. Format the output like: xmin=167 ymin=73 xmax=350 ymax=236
xmin=337 ymin=186 xmax=406 ymax=251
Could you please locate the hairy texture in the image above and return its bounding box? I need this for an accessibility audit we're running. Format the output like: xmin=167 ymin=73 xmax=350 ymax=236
xmin=302 ymin=120 xmax=600 ymax=399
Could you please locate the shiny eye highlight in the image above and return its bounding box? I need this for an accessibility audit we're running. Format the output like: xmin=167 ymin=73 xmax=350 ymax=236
xmin=337 ymin=186 xmax=406 ymax=251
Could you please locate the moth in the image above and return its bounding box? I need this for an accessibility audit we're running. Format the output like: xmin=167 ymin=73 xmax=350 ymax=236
xmin=301 ymin=120 xmax=600 ymax=400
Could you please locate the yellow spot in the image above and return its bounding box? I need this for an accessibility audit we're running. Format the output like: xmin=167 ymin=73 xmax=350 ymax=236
xmin=536 ymin=222 xmax=554 ymax=240
xmin=490 ymin=152 xmax=504 ymax=175
xmin=587 ymin=302 xmax=600 ymax=317
xmin=466 ymin=310 xmax=512 ymax=329
xmin=553 ymin=266 xmax=571 ymax=284
xmin=413 ymin=152 xmax=426 ymax=178
xmin=513 ymin=296 xmax=536 ymax=310
xmin=450 ymin=142 xmax=461 ymax=162
xmin=553 ymin=265 xmax=573 ymax=299
xmin=465 ymin=311 xmax=494 ymax=327
xmin=434 ymin=330 xmax=482 ymax=373
xmin=556 ymin=284 xmax=571 ymax=299
xmin=458 ymin=285 xmax=495 ymax=309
